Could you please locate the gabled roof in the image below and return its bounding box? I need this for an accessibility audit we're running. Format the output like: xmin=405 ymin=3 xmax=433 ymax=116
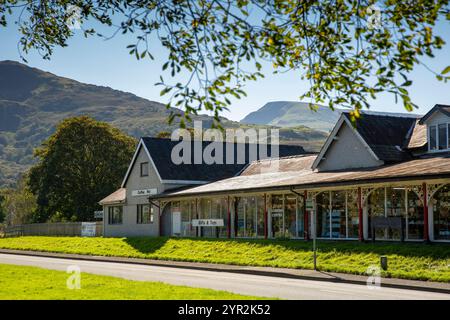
xmin=313 ymin=112 xmax=419 ymax=169
xmin=342 ymin=112 xmax=418 ymax=162
xmin=121 ymin=137 xmax=307 ymax=187
xmin=419 ymin=104 xmax=450 ymax=124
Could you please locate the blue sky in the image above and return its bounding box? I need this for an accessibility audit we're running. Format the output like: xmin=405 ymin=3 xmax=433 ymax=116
xmin=0 ymin=14 xmax=449 ymax=121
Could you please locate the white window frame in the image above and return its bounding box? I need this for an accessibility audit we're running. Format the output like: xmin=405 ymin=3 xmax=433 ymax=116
xmin=428 ymin=122 xmax=450 ymax=152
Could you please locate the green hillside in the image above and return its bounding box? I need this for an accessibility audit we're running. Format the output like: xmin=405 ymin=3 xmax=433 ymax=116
xmin=0 ymin=60 xmax=327 ymax=187
xmin=241 ymin=101 xmax=342 ymax=131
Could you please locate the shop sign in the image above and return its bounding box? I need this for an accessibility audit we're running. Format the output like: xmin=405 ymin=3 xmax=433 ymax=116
xmin=192 ymin=219 xmax=224 ymax=227
xmin=81 ymin=222 xmax=96 ymax=237
xmin=271 ymin=210 xmax=283 ymax=218
xmin=94 ymin=210 xmax=103 ymax=219
xmin=132 ymin=188 xmax=157 ymax=197
xmin=306 ymin=199 xmax=314 ymax=210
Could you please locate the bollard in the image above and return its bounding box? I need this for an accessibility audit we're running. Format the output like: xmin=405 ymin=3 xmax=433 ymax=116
xmin=380 ymin=256 xmax=388 ymax=271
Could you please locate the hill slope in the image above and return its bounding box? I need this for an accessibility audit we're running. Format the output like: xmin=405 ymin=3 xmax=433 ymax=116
xmin=241 ymin=101 xmax=342 ymax=132
xmin=0 ymin=61 xmax=327 ymax=187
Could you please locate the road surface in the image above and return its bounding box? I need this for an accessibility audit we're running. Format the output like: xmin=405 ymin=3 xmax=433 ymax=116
xmin=0 ymin=253 xmax=448 ymax=300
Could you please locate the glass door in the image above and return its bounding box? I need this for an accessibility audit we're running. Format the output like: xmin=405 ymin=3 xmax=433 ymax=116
xmin=271 ymin=210 xmax=284 ymax=238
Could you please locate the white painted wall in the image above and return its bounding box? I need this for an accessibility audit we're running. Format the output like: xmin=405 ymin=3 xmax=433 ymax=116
xmin=104 ymin=144 xmax=193 ymax=237
xmin=317 ymin=122 xmax=383 ymax=171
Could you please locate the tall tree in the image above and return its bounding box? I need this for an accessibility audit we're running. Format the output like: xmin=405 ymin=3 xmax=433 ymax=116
xmin=28 ymin=116 xmax=136 ymax=222
xmin=1 ymin=1 xmax=449 ymax=124
xmin=0 ymin=189 xmax=6 ymax=223
xmin=1 ymin=175 xmax=36 ymax=226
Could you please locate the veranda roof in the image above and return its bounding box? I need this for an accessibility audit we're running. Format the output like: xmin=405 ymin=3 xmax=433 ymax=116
xmin=99 ymin=188 xmax=126 ymax=205
xmin=150 ymin=153 xmax=450 ymax=199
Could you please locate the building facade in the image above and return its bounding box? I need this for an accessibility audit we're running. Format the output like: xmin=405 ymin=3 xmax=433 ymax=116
xmin=100 ymin=105 xmax=450 ymax=242
xmin=99 ymin=137 xmax=306 ymax=237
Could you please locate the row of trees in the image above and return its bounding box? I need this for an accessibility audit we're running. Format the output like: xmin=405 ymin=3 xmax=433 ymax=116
xmin=1 ymin=116 xmax=136 ymax=225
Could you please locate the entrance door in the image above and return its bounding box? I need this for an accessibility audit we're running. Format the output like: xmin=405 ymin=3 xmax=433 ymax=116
xmin=271 ymin=210 xmax=284 ymax=238
xmin=172 ymin=211 xmax=181 ymax=236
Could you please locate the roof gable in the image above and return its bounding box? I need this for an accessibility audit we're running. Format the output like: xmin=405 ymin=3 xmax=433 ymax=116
xmin=342 ymin=112 xmax=416 ymax=162
xmin=313 ymin=111 xmax=418 ymax=170
xmin=419 ymin=104 xmax=450 ymax=124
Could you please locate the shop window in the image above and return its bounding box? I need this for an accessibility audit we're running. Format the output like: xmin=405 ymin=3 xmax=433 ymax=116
xmin=367 ymin=188 xmax=385 ymax=239
xmin=108 ymin=206 xmax=123 ymax=224
xmin=316 ymin=192 xmax=331 ymax=238
xmin=284 ymin=195 xmax=297 ymax=238
xmin=406 ymin=191 xmax=424 ymax=240
xmin=331 ymin=191 xmax=346 ymax=238
xmin=297 ymin=196 xmax=305 ymax=238
xmin=346 ymin=191 xmax=359 ymax=239
xmin=270 ymin=195 xmax=284 ymax=238
xmin=211 ymin=198 xmax=228 ymax=238
xmin=257 ymin=196 xmax=265 ymax=237
xmin=235 ymin=196 xmax=257 ymax=237
xmin=367 ymin=187 xmax=422 ymax=241
xmin=386 ymin=188 xmax=406 ymax=240
xmin=180 ymin=200 xmax=196 ymax=237
xmin=432 ymin=185 xmax=450 ymax=240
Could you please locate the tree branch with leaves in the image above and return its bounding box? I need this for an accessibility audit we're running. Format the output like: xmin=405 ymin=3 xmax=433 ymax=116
xmin=1 ymin=0 xmax=449 ymax=125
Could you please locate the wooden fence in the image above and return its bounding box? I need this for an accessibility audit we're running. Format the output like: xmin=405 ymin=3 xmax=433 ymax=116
xmin=1 ymin=222 xmax=103 ymax=237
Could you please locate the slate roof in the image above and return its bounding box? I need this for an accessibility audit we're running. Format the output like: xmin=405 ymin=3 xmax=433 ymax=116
xmin=139 ymin=137 xmax=307 ymax=182
xmin=342 ymin=112 xmax=419 ymax=162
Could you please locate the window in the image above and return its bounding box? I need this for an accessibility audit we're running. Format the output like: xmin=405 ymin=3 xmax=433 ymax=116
xmin=429 ymin=125 xmax=437 ymax=150
xmin=429 ymin=123 xmax=450 ymax=152
xmin=140 ymin=162 xmax=149 ymax=177
xmin=439 ymin=124 xmax=447 ymax=150
xmin=137 ymin=204 xmax=153 ymax=224
xmin=108 ymin=206 xmax=123 ymax=224
xmin=433 ymin=185 xmax=450 ymax=240
xmin=315 ymin=190 xmax=357 ymax=239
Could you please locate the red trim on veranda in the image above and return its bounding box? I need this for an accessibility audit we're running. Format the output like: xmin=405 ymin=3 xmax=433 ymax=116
xmin=358 ymin=187 xmax=364 ymax=241
xmin=304 ymin=190 xmax=309 ymax=240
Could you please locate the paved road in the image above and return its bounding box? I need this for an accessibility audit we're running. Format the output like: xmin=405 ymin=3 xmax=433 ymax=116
xmin=0 ymin=253 xmax=448 ymax=300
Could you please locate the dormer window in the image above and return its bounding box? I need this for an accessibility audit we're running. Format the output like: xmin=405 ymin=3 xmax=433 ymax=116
xmin=429 ymin=123 xmax=450 ymax=152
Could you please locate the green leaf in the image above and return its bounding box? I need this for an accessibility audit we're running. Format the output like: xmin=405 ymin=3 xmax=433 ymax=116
xmin=441 ymin=66 xmax=450 ymax=75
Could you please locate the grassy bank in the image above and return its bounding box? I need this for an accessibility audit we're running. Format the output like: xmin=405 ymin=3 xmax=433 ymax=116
xmin=0 ymin=264 xmax=262 ymax=300
xmin=0 ymin=236 xmax=449 ymax=282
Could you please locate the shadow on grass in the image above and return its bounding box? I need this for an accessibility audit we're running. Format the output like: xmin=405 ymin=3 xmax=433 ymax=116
xmin=124 ymin=236 xmax=450 ymax=260
xmin=123 ymin=237 xmax=169 ymax=254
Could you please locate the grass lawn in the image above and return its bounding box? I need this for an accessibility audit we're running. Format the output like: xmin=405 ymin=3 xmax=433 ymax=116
xmin=0 ymin=236 xmax=449 ymax=282
xmin=0 ymin=264 xmax=262 ymax=300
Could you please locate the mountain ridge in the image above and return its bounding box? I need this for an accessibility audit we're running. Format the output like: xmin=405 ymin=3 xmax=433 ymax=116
xmin=241 ymin=101 xmax=342 ymax=132
xmin=0 ymin=60 xmax=328 ymax=187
